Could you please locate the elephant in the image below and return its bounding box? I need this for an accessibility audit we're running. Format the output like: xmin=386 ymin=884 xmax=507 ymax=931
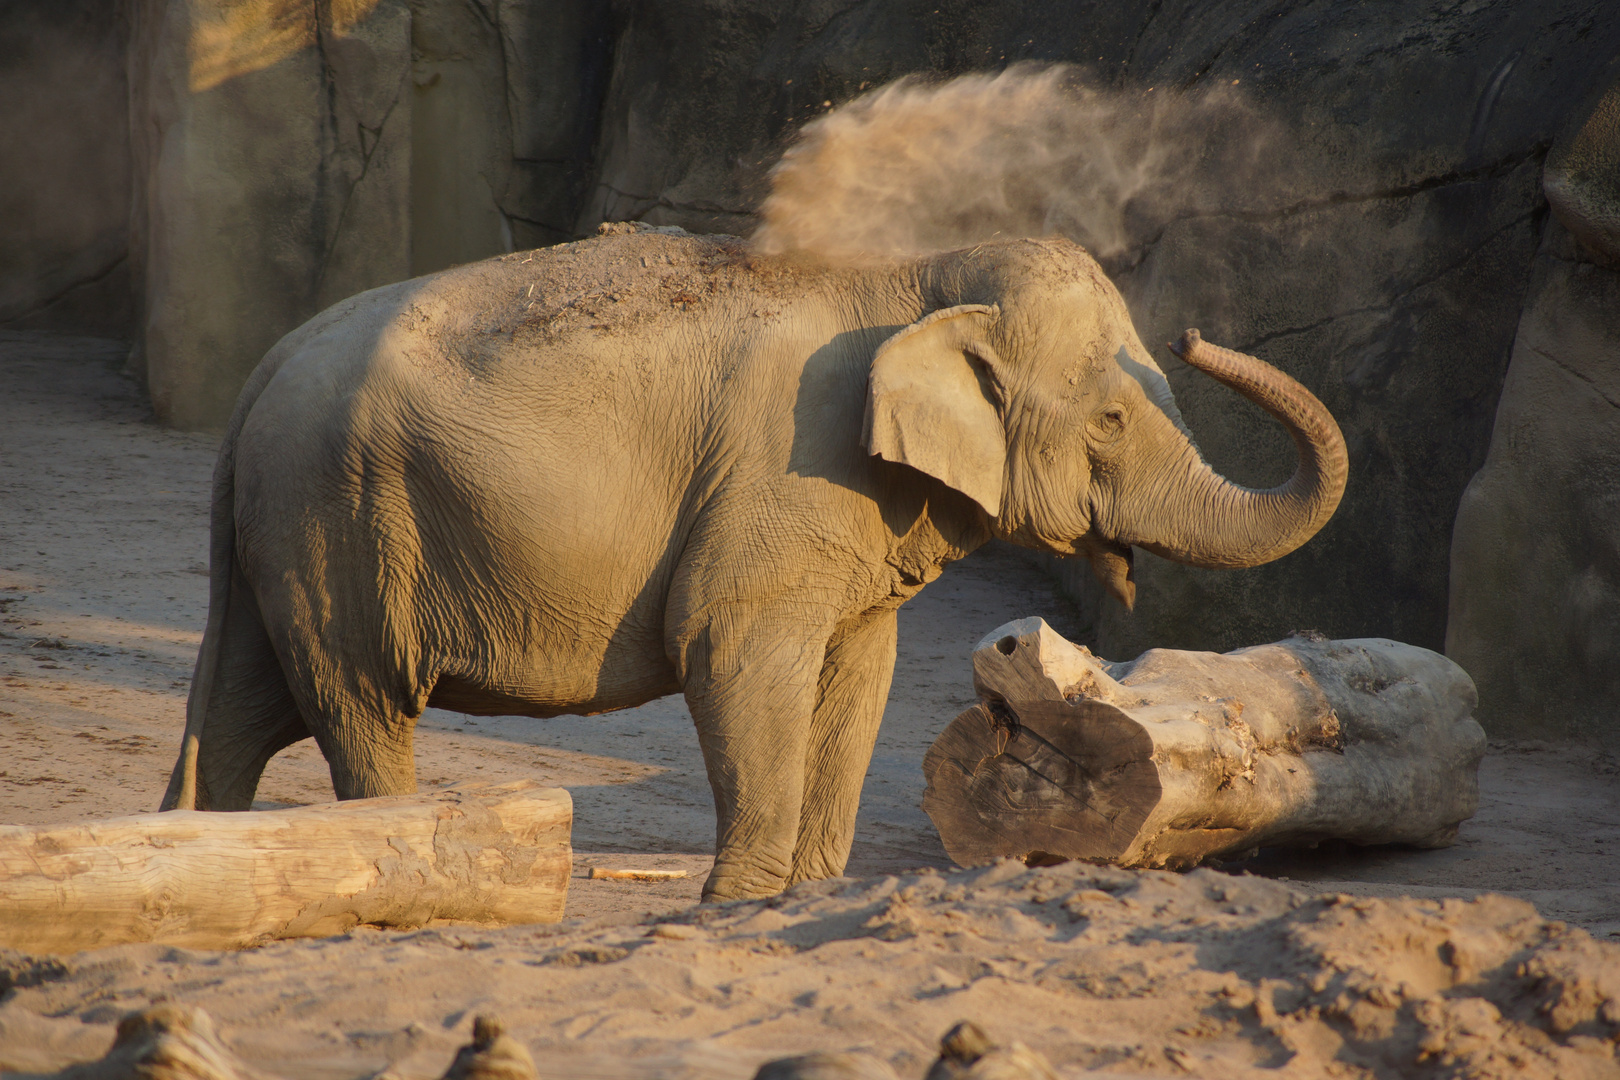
xmin=160 ymin=226 xmax=1347 ymax=901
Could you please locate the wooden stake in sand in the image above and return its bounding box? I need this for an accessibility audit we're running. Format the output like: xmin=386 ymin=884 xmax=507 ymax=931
xmin=587 ymin=867 xmax=688 ymax=881
xmin=0 ymin=780 xmax=571 ymax=953
xmin=923 ymin=619 xmax=1486 ymax=870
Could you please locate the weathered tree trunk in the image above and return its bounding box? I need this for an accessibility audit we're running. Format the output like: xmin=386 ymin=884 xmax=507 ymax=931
xmin=923 ymin=619 xmax=1486 ymax=870
xmin=0 ymin=780 xmax=571 ymax=953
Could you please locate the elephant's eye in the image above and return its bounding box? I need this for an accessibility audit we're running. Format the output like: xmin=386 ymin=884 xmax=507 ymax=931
xmin=1088 ymin=406 xmax=1126 ymax=443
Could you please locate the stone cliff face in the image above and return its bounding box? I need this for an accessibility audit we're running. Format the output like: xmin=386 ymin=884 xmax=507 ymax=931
xmin=4 ymin=0 xmax=1617 ymax=740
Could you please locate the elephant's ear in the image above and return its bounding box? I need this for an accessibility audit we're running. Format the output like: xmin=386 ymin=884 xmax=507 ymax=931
xmin=862 ymin=304 xmax=1006 ymax=516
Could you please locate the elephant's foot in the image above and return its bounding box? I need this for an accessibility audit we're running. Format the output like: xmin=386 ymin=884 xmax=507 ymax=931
xmin=785 ymin=846 xmax=847 ymax=889
xmin=701 ymin=850 xmax=793 ymax=901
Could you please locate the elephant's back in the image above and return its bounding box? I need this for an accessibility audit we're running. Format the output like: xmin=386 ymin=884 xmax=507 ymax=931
xmin=229 ymin=230 xmax=800 ymax=599
xmin=250 ymin=226 xmax=884 ymax=426
xmin=396 ymin=227 xmax=794 ymax=345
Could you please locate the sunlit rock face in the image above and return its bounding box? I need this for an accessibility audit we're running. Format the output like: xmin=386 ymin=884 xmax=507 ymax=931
xmin=123 ymin=0 xmax=610 ymax=430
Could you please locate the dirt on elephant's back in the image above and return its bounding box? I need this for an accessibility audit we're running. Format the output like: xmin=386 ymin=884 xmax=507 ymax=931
xmin=472 ymin=227 xmax=876 ymax=344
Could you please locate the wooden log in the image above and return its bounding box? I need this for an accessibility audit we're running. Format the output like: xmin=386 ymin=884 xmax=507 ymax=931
xmin=0 ymin=780 xmax=571 ymax=954
xmin=923 ymin=618 xmax=1486 ymax=870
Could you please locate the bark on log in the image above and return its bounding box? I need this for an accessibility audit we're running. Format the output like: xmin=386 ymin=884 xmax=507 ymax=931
xmin=923 ymin=619 xmax=1486 ymax=870
xmin=0 ymin=780 xmax=571 ymax=954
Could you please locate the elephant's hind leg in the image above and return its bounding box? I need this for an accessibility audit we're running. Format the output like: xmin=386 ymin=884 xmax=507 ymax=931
xmin=279 ymin=668 xmax=421 ymax=802
xmin=178 ymin=567 xmax=311 ymax=810
xmin=272 ymin=624 xmax=421 ymax=802
xmin=790 ymin=609 xmax=898 ymax=885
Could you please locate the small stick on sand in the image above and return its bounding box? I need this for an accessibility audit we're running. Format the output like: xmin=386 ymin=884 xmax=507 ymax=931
xmin=588 ymin=867 xmax=688 ymax=881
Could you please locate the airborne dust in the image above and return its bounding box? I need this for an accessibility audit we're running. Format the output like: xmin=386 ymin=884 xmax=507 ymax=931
xmin=753 ymin=64 xmax=1280 ymax=265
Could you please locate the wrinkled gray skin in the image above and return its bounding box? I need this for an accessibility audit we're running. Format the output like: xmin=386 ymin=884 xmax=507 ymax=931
xmin=161 ymin=231 xmax=1346 ymax=900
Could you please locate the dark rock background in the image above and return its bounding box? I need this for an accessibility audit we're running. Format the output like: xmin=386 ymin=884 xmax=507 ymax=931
xmin=0 ymin=0 xmax=133 ymax=337
xmin=578 ymin=1 xmax=1616 ymax=673
xmin=3 ymin=0 xmax=1617 ymax=740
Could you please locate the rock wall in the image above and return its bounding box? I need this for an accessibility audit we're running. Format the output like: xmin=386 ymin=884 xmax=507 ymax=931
xmin=576 ymin=1 xmax=1618 ymax=682
xmin=128 ymin=0 xmax=413 ymax=429
xmin=1447 ymin=78 xmax=1620 ymax=746
xmin=1447 ymin=225 xmax=1620 ymax=744
xmin=0 ymin=0 xmax=133 ymax=337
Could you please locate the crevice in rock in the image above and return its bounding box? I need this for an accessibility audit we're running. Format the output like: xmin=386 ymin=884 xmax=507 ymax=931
xmin=797 ymin=0 xmax=869 ymax=43
xmin=1174 ymin=0 xmax=1309 ymax=90
xmin=1120 ymin=0 xmax=1165 ymax=81
xmin=0 ymin=253 xmax=129 ymax=326
xmin=311 ymin=74 xmax=406 ymax=300
xmin=1229 ymin=206 xmax=1541 ymax=356
xmin=1528 ymin=344 xmax=1620 ymax=412
xmin=1108 ymin=144 xmax=1548 ymax=275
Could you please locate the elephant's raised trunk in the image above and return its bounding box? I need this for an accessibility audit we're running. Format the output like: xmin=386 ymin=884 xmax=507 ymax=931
xmin=1130 ymin=329 xmax=1348 ymax=570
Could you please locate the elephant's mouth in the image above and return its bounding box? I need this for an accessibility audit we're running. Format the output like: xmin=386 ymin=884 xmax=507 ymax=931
xmin=1077 ymin=531 xmax=1136 ymax=610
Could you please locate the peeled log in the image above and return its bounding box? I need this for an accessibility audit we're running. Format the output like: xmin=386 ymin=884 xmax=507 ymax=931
xmin=922 ymin=619 xmax=1486 ymax=870
xmin=0 ymin=780 xmax=571 ymax=954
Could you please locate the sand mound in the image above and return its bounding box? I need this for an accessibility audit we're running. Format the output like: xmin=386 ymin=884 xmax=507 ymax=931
xmin=4 ymin=862 xmax=1616 ymax=1079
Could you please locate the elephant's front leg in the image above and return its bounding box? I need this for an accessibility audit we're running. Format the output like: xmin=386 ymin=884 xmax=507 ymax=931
xmin=790 ymin=608 xmax=898 ymax=885
xmin=680 ymin=601 xmax=833 ymax=901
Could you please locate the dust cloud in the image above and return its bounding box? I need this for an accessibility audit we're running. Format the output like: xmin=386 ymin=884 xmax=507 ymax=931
xmin=753 ymin=64 xmax=1277 ymax=264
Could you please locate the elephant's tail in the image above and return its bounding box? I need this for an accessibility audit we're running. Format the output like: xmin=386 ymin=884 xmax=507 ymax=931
xmin=158 ymin=362 xmax=280 ymax=811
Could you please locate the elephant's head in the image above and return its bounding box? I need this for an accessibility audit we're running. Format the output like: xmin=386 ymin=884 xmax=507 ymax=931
xmin=863 ymin=238 xmax=1348 ymax=607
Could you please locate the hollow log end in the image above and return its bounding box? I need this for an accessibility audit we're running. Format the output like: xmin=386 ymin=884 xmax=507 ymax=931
xmin=922 ymin=700 xmax=1160 ymax=867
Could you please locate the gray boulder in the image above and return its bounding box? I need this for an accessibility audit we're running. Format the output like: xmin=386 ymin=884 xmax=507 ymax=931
xmin=1448 ymin=78 xmax=1620 ymax=745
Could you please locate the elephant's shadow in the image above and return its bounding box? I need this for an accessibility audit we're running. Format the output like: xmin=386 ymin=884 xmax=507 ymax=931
xmin=411 ymin=698 xmax=718 ymax=856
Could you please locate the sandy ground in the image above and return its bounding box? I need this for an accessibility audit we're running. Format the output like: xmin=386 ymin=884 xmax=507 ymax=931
xmin=4 ymin=862 xmax=1619 ymax=1079
xmin=2 ymin=331 xmax=1619 ymax=1077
